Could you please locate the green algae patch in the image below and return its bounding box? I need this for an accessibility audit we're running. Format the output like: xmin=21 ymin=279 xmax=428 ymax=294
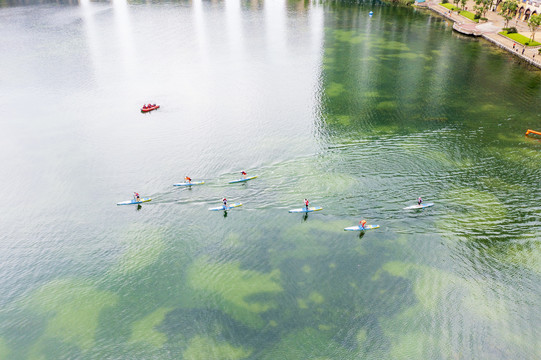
xmin=297 ymin=292 xmax=324 ymax=310
xmin=328 ymin=114 xmax=352 ymax=126
xmin=377 ymin=262 xmax=455 ymax=310
xmin=356 ymin=328 xmax=367 ymax=346
xmin=497 ymin=132 xmax=531 ymax=144
xmin=481 ymin=177 xmax=526 ymax=193
xmin=318 ymin=324 xmax=332 ymax=331
xmin=268 ymin=155 xmax=357 ymax=196
xmin=496 ymin=329 xmax=541 ymax=359
xmin=477 ymin=102 xmax=504 ymax=112
xmin=324 ymin=47 xmax=335 ymax=56
xmin=182 ymin=336 xmax=251 ymax=360
xmin=363 ymin=90 xmax=380 ymax=98
xmin=353 ymin=241 xmax=368 ymax=256
xmin=491 ymin=146 xmax=541 ymax=169
xmin=375 ymin=261 xmax=410 ymax=279
xmin=268 ymin=236 xmax=329 ymax=267
xmin=437 ymin=187 xmax=506 ymax=234
xmin=502 ymin=241 xmax=541 ymax=274
xmin=378 ymin=261 xmax=513 ymax=331
xmin=224 ymin=232 xmax=243 ymax=248
xmin=259 ymin=327 xmax=348 ymax=359
xmin=389 ymin=331 xmax=441 ymax=359
xmin=375 ymin=100 xmax=397 ymax=112
xmin=130 ymin=307 xmax=172 ymax=348
xmin=380 ymin=302 xmax=426 ymax=342
xmin=325 ymin=82 xmax=346 ymax=97
xmin=309 ymin=292 xmax=324 ymax=304
xmin=24 ymin=279 xmax=118 ymax=351
xmin=373 ymin=39 xmax=410 ymax=52
xmin=462 ymin=282 xmax=510 ymax=323
xmin=381 ymin=52 xmax=429 ymax=60
xmin=282 ymin=219 xmax=348 ymax=243
xmin=371 ymin=124 xmax=402 ymax=135
xmin=187 ymin=258 xmax=282 ymax=327
xmin=297 ymin=298 xmax=309 ymax=309
xmin=110 ymin=226 xmax=166 ymax=275
xmin=0 ymin=337 xmax=10 ymax=359
xmin=421 ymin=149 xmax=473 ymax=168
xmin=333 ymin=29 xmax=364 ymax=44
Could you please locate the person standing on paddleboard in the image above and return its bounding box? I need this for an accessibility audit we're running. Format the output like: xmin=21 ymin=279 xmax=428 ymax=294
xmin=304 ymin=199 xmax=309 ymax=210
xmin=185 ymin=176 xmax=192 ymax=184
xmin=417 ymin=197 xmax=422 ymax=206
xmin=241 ymin=171 xmax=247 ymax=179
xmin=223 ymin=198 xmax=227 ymax=208
xmin=134 ymin=192 xmax=140 ymax=202
xmin=359 ymin=220 xmax=367 ymax=230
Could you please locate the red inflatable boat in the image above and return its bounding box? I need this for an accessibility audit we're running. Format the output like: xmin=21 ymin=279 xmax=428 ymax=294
xmin=141 ymin=105 xmax=160 ymax=113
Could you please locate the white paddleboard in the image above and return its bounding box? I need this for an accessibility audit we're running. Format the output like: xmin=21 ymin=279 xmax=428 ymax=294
xmin=173 ymin=181 xmax=205 ymax=186
xmin=288 ymin=206 xmax=323 ymax=213
xmin=229 ymin=176 xmax=258 ymax=184
xmin=117 ymin=197 xmax=151 ymax=205
xmin=209 ymin=203 xmax=243 ymax=211
xmin=403 ymin=203 xmax=434 ymax=210
xmin=344 ymin=224 xmax=380 ymax=231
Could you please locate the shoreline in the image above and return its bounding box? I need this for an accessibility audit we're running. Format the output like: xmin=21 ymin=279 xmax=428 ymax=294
xmin=420 ymin=1 xmax=541 ymax=69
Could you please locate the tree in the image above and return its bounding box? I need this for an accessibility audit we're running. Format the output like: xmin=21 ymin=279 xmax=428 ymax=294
xmin=501 ymin=13 xmax=513 ymax=27
xmin=475 ymin=0 xmax=493 ymax=19
xmin=499 ymin=0 xmax=518 ymax=28
xmin=460 ymin=0 xmax=467 ymax=10
xmin=529 ymin=14 xmax=541 ymax=42
xmin=453 ymin=0 xmax=460 ymax=10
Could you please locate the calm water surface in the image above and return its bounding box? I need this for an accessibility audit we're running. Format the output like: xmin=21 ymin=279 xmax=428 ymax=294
xmin=1 ymin=0 xmax=540 ymax=358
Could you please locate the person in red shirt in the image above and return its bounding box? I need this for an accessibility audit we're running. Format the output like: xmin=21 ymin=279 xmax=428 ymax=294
xmin=359 ymin=219 xmax=367 ymax=230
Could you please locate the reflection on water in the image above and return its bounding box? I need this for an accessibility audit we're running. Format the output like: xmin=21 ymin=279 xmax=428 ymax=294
xmin=0 ymin=0 xmax=540 ymax=359
xmin=0 ymin=0 xmax=80 ymax=6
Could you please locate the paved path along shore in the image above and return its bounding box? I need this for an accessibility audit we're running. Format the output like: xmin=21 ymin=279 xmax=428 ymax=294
xmin=422 ymin=0 xmax=541 ymax=69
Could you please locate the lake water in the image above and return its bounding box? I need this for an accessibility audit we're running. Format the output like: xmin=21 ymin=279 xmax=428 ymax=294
xmin=1 ymin=0 xmax=540 ymax=358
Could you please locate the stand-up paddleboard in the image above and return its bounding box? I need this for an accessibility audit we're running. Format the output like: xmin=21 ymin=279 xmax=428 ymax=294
xmin=229 ymin=176 xmax=258 ymax=184
xmin=117 ymin=198 xmax=151 ymax=205
xmin=173 ymin=181 xmax=205 ymax=186
xmin=209 ymin=203 xmax=243 ymax=211
xmin=403 ymin=203 xmax=434 ymax=210
xmin=344 ymin=224 xmax=379 ymax=231
xmin=288 ymin=206 xmax=323 ymax=213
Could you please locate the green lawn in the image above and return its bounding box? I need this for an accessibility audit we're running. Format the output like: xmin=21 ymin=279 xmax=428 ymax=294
xmin=499 ymin=31 xmax=541 ymax=46
xmin=440 ymin=3 xmax=479 ymax=22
